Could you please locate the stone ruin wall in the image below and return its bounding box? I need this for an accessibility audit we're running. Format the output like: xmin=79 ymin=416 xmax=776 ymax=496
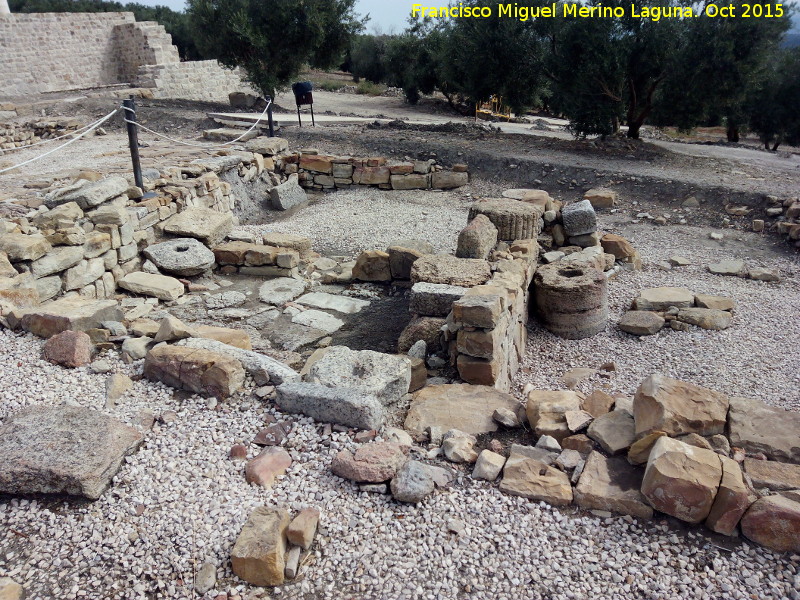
xmin=0 ymin=12 xmax=249 ymax=102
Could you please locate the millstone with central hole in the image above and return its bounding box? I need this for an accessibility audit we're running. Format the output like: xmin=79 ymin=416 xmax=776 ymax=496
xmin=142 ymin=237 xmax=215 ymax=276
xmin=533 ymin=262 xmax=608 ymax=339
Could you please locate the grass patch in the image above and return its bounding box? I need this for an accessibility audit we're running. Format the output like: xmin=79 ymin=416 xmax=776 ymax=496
xmin=355 ymin=81 xmax=386 ymax=96
xmin=316 ymin=79 xmax=346 ymax=92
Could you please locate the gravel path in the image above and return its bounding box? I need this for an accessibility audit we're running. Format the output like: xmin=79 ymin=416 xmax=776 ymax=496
xmin=0 ymin=326 xmax=798 ymax=600
xmin=517 ymin=218 xmax=800 ymax=412
xmin=1 ymin=203 xmax=800 ymax=599
xmin=239 ymin=187 xmax=477 ymax=258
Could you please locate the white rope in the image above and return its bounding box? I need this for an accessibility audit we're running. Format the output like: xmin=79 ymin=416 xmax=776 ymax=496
xmin=122 ymin=98 xmax=272 ymax=149
xmin=0 ymin=108 xmax=121 ymax=175
xmin=0 ymin=111 xmax=116 ymax=153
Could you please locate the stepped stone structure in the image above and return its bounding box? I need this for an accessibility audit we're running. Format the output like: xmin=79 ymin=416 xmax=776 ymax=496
xmin=0 ymin=11 xmax=250 ymax=101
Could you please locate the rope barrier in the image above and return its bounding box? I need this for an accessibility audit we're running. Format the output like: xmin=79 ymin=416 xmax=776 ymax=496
xmin=0 ymin=107 xmax=121 ymax=176
xmin=0 ymin=111 xmax=117 ymax=153
xmin=122 ymin=98 xmax=272 ymax=149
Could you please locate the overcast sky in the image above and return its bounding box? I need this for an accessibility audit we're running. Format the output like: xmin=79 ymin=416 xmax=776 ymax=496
xmin=111 ymin=0 xmax=800 ymax=33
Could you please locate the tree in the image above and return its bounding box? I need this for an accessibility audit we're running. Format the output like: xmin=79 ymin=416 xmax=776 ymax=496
xmin=349 ymin=34 xmax=390 ymax=84
xmin=747 ymin=48 xmax=800 ymax=150
xmin=436 ymin=0 xmax=548 ymax=115
xmin=187 ymin=0 xmax=365 ymax=98
xmin=652 ymin=0 xmax=790 ymax=142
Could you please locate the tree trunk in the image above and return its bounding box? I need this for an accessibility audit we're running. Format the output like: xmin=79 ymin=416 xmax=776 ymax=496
xmin=627 ymin=122 xmax=641 ymax=139
xmin=726 ymin=123 xmax=739 ymax=143
xmin=772 ymin=137 xmax=782 ymax=151
xmin=612 ymin=116 xmax=620 ymax=133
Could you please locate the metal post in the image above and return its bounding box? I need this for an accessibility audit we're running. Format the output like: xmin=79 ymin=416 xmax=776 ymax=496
xmin=296 ymin=104 xmax=302 ymax=127
xmin=310 ymin=104 xmax=315 ymax=127
xmin=123 ymin=97 xmax=143 ymax=189
xmin=267 ymin=97 xmax=274 ymax=137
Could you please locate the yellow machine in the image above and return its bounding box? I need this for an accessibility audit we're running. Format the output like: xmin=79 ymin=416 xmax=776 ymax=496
xmin=475 ymin=95 xmax=512 ymax=122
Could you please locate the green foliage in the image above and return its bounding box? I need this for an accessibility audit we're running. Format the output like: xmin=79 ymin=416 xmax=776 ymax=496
xmin=187 ymin=0 xmax=365 ymax=98
xmin=9 ymin=0 xmax=202 ymax=60
xmin=349 ymin=34 xmax=390 ymax=83
xmin=355 ymin=80 xmax=385 ymax=96
xmin=652 ymin=0 xmax=790 ymax=141
xmin=746 ymin=48 xmax=800 ymax=150
xmin=438 ymin=0 xmax=547 ymax=114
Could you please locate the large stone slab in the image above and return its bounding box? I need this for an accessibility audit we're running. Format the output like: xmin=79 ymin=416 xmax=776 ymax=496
xmin=295 ymin=292 xmax=369 ymax=314
xmin=232 ymin=507 xmax=290 ymax=587
xmin=0 ymin=406 xmax=143 ymax=500
xmin=30 ymin=245 xmax=83 ymax=278
xmin=143 ymin=345 xmax=245 ymax=399
xmin=245 ymin=136 xmax=289 ymax=155
xmin=291 ymin=309 xmax=344 ymax=334
xmin=178 ymin=337 xmax=299 ymax=385
xmin=706 ymin=456 xmax=756 ymax=536
xmin=633 ymin=287 xmax=695 ymax=311
xmin=409 ymin=282 xmax=467 ymax=317
xmin=740 ymin=496 xmax=800 ymax=553
xmin=305 ymin=346 xmax=411 ymax=406
xmin=118 ymin=272 xmax=185 ymax=301
xmin=676 ymin=307 xmax=732 ymax=331
xmin=404 ymin=384 xmax=520 ymax=441
xmin=574 ymin=451 xmax=653 ymax=519
xmin=276 ymin=382 xmax=384 ymax=430
xmin=410 ymin=255 xmax=491 ymax=287
xmin=586 ymin=410 xmax=636 ymax=455
xmin=633 ymin=374 xmax=729 ymax=438
xmin=641 ymin=436 xmax=722 ymax=524
xmin=270 ymin=175 xmax=308 ymax=211
xmin=261 ymin=319 xmax=328 ymax=352
xmin=20 ymin=297 xmax=123 ymax=338
xmin=728 ymin=396 xmax=800 ymax=464
xmin=258 ymin=277 xmax=307 ymax=305
xmin=744 ymin=458 xmax=800 ymax=491
xmin=499 ymin=448 xmax=573 ymax=506
xmin=0 ymin=233 xmax=51 ymax=262
xmin=143 ymin=238 xmax=215 ymax=276
xmin=162 ymin=208 xmax=233 ymax=247
xmin=57 ymin=176 xmax=128 ymax=209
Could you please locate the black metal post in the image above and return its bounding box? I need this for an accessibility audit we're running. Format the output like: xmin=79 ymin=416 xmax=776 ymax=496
xmin=296 ymin=104 xmax=302 ymax=127
xmin=267 ymin=97 xmax=274 ymax=137
xmin=310 ymin=104 xmax=315 ymax=127
xmin=123 ymin=97 xmax=143 ymax=189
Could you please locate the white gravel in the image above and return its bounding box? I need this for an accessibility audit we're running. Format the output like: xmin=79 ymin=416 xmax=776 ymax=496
xmin=239 ymin=187 xmax=476 ymax=258
xmin=1 ymin=201 xmax=800 ymax=600
xmin=516 ymin=219 xmax=800 ymax=413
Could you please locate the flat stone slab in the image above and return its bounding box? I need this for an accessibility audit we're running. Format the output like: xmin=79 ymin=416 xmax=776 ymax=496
xmin=261 ymin=320 xmax=328 ymax=352
xmin=405 ymin=384 xmax=520 ymax=442
xmin=276 ymin=382 xmax=385 ymax=430
xmin=0 ymin=406 xmax=143 ymax=499
xmin=118 ymin=272 xmax=185 ymax=301
xmin=295 ymin=292 xmax=369 ymax=314
xmin=20 ymin=297 xmax=123 ymax=338
xmin=291 ymin=309 xmax=344 ymax=334
xmin=305 ymin=346 xmax=411 ymax=406
xmin=258 ymin=277 xmax=307 ymax=305
xmin=411 ymin=255 xmax=491 ymax=287
xmin=162 ymin=207 xmax=233 ymax=247
xmin=707 ymin=259 xmax=747 ymax=277
xmin=409 ymin=282 xmax=467 ymax=317
xmin=633 ymin=287 xmax=695 ymax=311
xmin=574 ymin=451 xmax=652 ymax=519
xmin=728 ymin=396 xmax=800 ymax=464
xmin=179 ymin=337 xmax=299 ymax=385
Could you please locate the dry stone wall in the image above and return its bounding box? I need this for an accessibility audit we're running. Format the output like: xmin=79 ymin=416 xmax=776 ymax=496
xmin=0 ymin=12 xmax=247 ymax=101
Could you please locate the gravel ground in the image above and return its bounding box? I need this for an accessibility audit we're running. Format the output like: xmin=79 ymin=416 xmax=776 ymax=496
xmin=517 ymin=217 xmax=800 ymax=413
xmin=238 ymin=187 xmax=477 ymax=258
xmin=1 ymin=203 xmax=800 ymax=599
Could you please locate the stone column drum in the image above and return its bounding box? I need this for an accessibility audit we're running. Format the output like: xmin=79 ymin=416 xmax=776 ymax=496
xmin=533 ymin=263 xmax=608 ymax=339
